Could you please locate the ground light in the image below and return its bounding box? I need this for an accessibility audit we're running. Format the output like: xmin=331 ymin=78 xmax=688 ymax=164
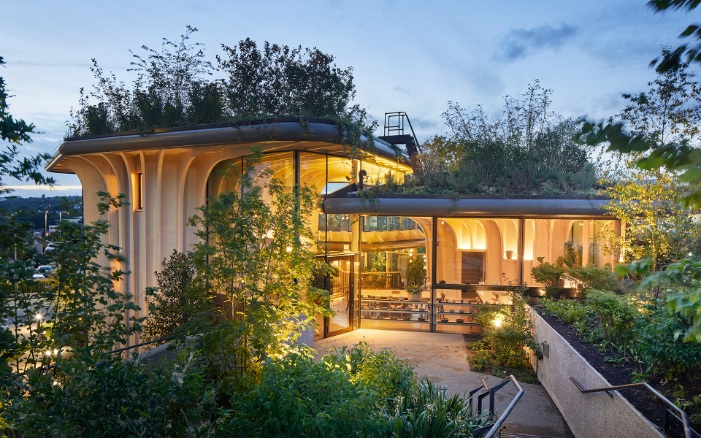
xmin=493 ymin=316 xmax=503 ymax=328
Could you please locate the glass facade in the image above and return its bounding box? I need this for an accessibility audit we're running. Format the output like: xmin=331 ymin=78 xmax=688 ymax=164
xmin=207 ymin=150 xmax=617 ymax=337
xmin=209 ymin=150 xmax=411 ymax=339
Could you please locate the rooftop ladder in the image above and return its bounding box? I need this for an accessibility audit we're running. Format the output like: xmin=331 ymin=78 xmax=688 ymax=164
xmin=381 ymin=112 xmax=422 ymax=155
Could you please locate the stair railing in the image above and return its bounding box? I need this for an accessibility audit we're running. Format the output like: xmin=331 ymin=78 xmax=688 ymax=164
xmin=471 ymin=374 xmax=524 ymax=438
xmin=571 ymin=377 xmax=699 ymax=438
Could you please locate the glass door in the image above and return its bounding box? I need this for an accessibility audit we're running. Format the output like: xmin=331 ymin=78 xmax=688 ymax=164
xmin=315 ymin=255 xmax=355 ymax=339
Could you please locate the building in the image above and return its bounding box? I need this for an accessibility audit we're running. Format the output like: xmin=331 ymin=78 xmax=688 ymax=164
xmin=47 ymin=118 xmax=619 ymax=342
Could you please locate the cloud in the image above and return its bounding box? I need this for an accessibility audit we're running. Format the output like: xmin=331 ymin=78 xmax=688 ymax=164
xmin=496 ymin=24 xmax=578 ymax=62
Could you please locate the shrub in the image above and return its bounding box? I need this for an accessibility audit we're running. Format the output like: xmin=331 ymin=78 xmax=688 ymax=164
xmin=585 ymin=289 xmax=639 ymax=347
xmin=8 ymin=351 xmax=218 ymax=437
xmin=633 ymin=304 xmax=701 ymax=382
xmin=144 ymin=250 xmax=212 ymax=342
xmin=567 ymin=265 xmax=621 ymax=294
xmin=472 ymin=296 xmax=537 ymax=371
xmin=222 ymin=344 xmax=487 ymax=437
xmin=541 ymin=299 xmax=588 ymax=325
xmin=531 ymin=261 xmax=565 ymax=297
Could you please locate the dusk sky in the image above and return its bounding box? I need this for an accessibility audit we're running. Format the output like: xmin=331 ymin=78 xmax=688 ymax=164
xmin=1 ymin=0 xmax=697 ymax=196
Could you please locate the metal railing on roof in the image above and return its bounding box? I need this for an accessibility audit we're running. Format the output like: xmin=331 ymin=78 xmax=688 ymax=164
xmin=383 ymin=112 xmax=422 ymax=154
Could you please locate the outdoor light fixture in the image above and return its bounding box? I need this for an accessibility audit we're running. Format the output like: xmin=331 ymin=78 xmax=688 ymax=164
xmin=34 ymin=313 xmax=43 ymax=321
xmin=286 ymin=246 xmax=293 ymax=253
xmin=493 ymin=316 xmax=503 ymax=328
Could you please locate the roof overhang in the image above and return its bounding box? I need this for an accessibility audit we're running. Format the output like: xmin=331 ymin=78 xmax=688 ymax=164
xmin=46 ymin=119 xmax=409 ymax=173
xmin=321 ymin=196 xmax=613 ymax=219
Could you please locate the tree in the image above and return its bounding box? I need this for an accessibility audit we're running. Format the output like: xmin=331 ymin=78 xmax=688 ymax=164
xmin=649 ymin=0 xmax=701 ymax=72
xmin=188 ymin=150 xmax=331 ymax=373
xmin=144 ymin=250 xmax=211 ymax=342
xmin=581 ymin=50 xmax=701 ymax=341
xmin=0 ymin=56 xmax=54 ymax=193
xmin=594 ymin=62 xmax=701 ymax=270
xmin=68 ymin=30 xmax=375 ymax=140
xmin=407 ymin=82 xmax=596 ymax=196
xmin=602 ymin=169 xmax=699 ymax=269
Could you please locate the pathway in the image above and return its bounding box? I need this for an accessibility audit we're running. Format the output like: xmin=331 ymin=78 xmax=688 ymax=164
xmin=314 ymin=329 xmax=572 ymax=437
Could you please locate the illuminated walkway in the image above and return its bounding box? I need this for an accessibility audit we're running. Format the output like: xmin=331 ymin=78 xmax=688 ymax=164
xmin=314 ymin=329 xmax=573 ymax=437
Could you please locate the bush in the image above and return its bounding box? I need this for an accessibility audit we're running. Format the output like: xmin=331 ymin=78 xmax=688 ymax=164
xmin=144 ymin=250 xmax=212 ymax=342
xmin=585 ymin=289 xmax=639 ymax=347
xmin=222 ymin=343 xmax=487 ymax=437
xmin=8 ymin=351 xmax=218 ymax=437
xmin=633 ymin=304 xmax=701 ymax=381
xmin=472 ymin=296 xmax=537 ymax=372
xmin=567 ymin=265 xmax=621 ymax=294
xmin=541 ymin=299 xmax=588 ymax=325
xmin=531 ymin=261 xmax=565 ymax=297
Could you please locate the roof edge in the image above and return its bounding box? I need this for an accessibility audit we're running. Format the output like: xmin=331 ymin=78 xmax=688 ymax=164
xmin=47 ymin=119 xmax=408 ymax=172
xmin=321 ymin=197 xmax=613 ymax=218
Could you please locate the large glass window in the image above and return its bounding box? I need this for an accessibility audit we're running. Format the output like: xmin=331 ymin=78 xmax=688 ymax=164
xmin=359 ymin=216 xmax=432 ymax=331
xmin=208 ymin=158 xmax=243 ymax=198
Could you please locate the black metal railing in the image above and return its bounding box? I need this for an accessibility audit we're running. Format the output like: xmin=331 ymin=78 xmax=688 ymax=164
xmin=470 ymin=375 xmax=524 ymax=438
xmin=571 ymin=377 xmax=700 ymax=438
xmin=383 ymin=112 xmax=421 ymax=154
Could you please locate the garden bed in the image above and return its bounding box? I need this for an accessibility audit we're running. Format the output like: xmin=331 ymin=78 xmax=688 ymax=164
xmin=532 ymin=304 xmax=700 ymax=435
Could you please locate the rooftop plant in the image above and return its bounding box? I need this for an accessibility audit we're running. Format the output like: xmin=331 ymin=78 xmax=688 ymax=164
xmin=67 ymin=27 xmax=377 ymax=151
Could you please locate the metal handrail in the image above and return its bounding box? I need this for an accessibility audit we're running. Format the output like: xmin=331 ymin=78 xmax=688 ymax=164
xmin=571 ymin=377 xmax=698 ymax=438
xmin=471 ymin=375 xmax=524 ymax=438
xmin=383 ymin=112 xmax=422 ymax=154
xmin=482 ymin=375 xmax=524 ymax=438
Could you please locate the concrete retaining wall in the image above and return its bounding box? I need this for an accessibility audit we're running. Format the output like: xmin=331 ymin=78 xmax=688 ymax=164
xmin=529 ymin=307 xmax=663 ymax=438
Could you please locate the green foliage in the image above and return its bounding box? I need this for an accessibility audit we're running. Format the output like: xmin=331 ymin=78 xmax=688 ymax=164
xmin=0 ymin=56 xmax=55 ymax=193
xmin=188 ymin=150 xmax=331 ymax=373
xmin=67 ymin=30 xmax=375 ymax=140
xmin=567 ymin=265 xmax=621 ymax=293
xmin=532 ymin=246 xmax=622 ymax=296
xmin=579 ymin=51 xmax=701 ymax=211
xmin=0 ymin=193 xmax=145 ymax=431
xmin=223 ymin=343 xmax=487 ymax=437
xmin=648 ymin=1 xmax=701 ymax=72
xmin=585 ymin=290 xmax=639 ymax=346
xmin=7 ymin=350 xmax=219 ymax=437
xmin=635 ymin=303 xmax=701 ymax=381
xmin=406 ymin=254 xmax=427 ymax=294
xmin=541 ymin=299 xmax=588 ymax=326
xmin=642 ymin=258 xmax=701 ymax=342
xmin=531 ymin=260 xmax=565 ymax=296
xmin=471 ymin=296 xmax=537 ymax=373
xmin=402 ymin=82 xmax=597 ymax=196
xmin=387 ymin=380 xmax=488 ymax=438
xmin=144 ymin=250 xmax=212 ymax=342
xmin=557 ymin=241 xmax=583 ymax=268
xmin=540 ymin=288 xmax=701 ymax=385
xmin=592 ymin=59 xmax=701 ymax=270
xmin=43 ymin=194 xmax=142 ymax=353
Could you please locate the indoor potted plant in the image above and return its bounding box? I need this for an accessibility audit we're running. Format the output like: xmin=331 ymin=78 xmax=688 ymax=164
xmin=406 ymin=255 xmax=427 ymax=301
